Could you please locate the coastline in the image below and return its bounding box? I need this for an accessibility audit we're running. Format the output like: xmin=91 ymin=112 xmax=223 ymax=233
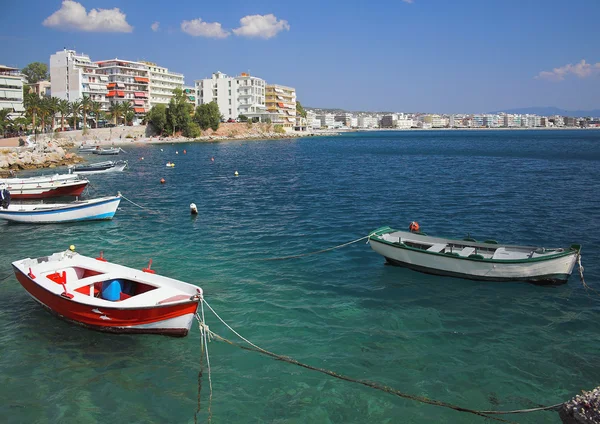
xmin=1 ymin=124 xmax=597 ymax=173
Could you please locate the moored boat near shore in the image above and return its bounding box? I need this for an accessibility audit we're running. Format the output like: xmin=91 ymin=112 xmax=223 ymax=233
xmin=69 ymin=160 xmax=127 ymax=174
xmin=368 ymin=225 xmax=580 ymax=284
xmin=12 ymin=250 xmax=203 ymax=336
xmin=0 ymin=173 xmax=89 ymax=199
xmin=0 ymin=195 xmax=121 ymax=223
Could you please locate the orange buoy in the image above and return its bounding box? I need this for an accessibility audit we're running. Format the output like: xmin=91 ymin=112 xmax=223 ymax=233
xmin=160 ymin=178 xmax=165 ymax=184
xmin=183 ymin=150 xmax=187 ymax=154
xmin=409 ymin=221 xmax=420 ymax=232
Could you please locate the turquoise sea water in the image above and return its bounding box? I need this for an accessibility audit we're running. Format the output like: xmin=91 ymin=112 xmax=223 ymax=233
xmin=1 ymin=130 xmax=599 ymax=423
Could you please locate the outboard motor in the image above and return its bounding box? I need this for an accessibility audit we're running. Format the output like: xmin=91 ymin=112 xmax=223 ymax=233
xmin=0 ymin=188 xmax=10 ymax=209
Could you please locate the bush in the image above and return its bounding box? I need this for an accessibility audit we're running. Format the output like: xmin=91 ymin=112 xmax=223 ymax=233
xmin=238 ymin=115 xmax=248 ymax=122
xmin=274 ymin=124 xmax=286 ymax=134
xmin=184 ymin=121 xmax=201 ymax=138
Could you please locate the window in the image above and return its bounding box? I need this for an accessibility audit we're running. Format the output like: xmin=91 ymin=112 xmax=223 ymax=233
xmin=229 ymin=99 xmax=231 ymax=105
xmin=228 ymin=81 xmax=231 ymax=87
xmin=228 ymin=90 xmax=231 ymax=96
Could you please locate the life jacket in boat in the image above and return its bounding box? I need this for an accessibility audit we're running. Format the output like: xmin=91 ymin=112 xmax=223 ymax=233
xmin=0 ymin=188 xmax=10 ymax=209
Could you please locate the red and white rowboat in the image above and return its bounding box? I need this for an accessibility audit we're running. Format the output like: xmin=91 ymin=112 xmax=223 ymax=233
xmin=1 ymin=173 xmax=88 ymax=199
xmin=12 ymin=250 xmax=203 ymax=336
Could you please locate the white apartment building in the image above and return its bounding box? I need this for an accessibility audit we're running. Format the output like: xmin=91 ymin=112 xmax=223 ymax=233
xmin=266 ymin=84 xmax=296 ymax=128
xmin=144 ymin=61 xmax=184 ymax=106
xmin=195 ymin=71 xmax=267 ymax=121
xmin=50 ymin=49 xmax=108 ymax=109
xmin=357 ymin=115 xmax=378 ymax=128
xmin=95 ymin=58 xmax=150 ymax=119
xmin=0 ymin=65 xmax=25 ymax=118
xmin=316 ymin=113 xmax=336 ymax=128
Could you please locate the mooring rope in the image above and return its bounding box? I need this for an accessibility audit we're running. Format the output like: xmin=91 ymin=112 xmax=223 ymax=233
xmin=576 ymin=254 xmax=599 ymax=295
xmin=259 ymin=233 xmax=374 ymax=261
xmin=199 ymin=299 xmax=572 ymax=422
xmin=119 ymin=194 xmax=163 ymax=216
xmin=194 ymin=304 xmax=214 ymax=424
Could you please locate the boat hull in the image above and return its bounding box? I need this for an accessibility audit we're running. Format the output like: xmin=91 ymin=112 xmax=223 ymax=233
xmin=13 ymin=267 xmax=198 ymax=336
xmin=74 ymin=162 xmax=127 ymax=174
xmin=6 ymin=180 xmax=88 ymax=199
xmin=369 ymin=238 xmax=578 ymax=284
xmin=0 ymin=196 xmax=120 ymax=223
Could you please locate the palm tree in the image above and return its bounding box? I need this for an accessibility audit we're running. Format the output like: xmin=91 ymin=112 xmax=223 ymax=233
xmin=23 ymin=92 xmax=40 ymax=134
xmin=81 ymin=95 xmax=92 ymax=129
xmin=108 ymin=102 xmax=123 ymax=126
xmin=45 ymin=97 xmax=59 ymax=132
xmin=121 ymin=101 xmax=134 ymax=125
xmin=90 ymin=101 xmax=103 ymax=128
xmin=70 ymin=100 xmax=82 ymax=130
xmin=56 ymin=99 xmax=70 ymax=132
xmin=0 ymin=108 xmax=12 ymax=137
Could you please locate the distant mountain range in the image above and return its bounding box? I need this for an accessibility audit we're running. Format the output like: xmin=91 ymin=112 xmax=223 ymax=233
xmin=488 ymin=107 xmax=600 ymax=117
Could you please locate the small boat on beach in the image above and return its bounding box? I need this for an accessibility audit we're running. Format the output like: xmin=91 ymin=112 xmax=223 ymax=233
xmin=368 ymin=225 xmax=581 ymax=284
xmin=12 ymin=249 xmax=203 ymax=336
xmin=69 ymin=160 xmax=128 ymax=174
xmin=0 ymin=195 xmax=121 ymax=223
xmin=93 ymin=147 xmax=122 ymax=155
xmin=0 ymin=173 xmax=89 ymax=199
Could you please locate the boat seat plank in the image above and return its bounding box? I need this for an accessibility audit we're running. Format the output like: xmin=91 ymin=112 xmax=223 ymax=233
xmin=426 ymin=243 xmax=446 ymax=253
xmin=457 ymin=247 xmax=476 ymax=257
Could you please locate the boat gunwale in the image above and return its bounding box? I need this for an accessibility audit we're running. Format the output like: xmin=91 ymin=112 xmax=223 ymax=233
xmin=369 ymin=228 xmax=579 ymax=264
xmin=0 ymin=196 xmax=120 ymax=215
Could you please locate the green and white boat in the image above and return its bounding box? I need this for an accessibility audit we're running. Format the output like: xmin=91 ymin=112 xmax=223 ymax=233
xmin=368 ymin=226 xmax=581 ymax=284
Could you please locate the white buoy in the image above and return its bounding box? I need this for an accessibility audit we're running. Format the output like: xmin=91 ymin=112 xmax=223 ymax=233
xmin=176 ymin=151 xmax=179 ymax=155
xmin=190 ymin=203 xmax=198 ymax=215
xmin=234 ymin=171 xmax=239 ymax=177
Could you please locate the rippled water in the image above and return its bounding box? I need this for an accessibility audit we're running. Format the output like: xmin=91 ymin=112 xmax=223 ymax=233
xmin=1 ymin=130 xmax=599 ymax=423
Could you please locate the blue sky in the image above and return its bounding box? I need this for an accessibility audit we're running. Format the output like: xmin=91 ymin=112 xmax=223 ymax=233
xmin=1 ymin=0 xmax=599 ymax=113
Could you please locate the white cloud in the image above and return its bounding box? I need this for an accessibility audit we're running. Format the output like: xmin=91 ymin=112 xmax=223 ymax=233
xmin=181 ymin=18 xmax=230 ymax=38
xmin=536 ymin=59 xmax=600 ymax=81
xmin=42 ymin=0 xmax=133 ymax=33
xmin=232 ymin=14 xmax=290 ymax=39
xmin=151 ymin=21 xmax=159 ymax=32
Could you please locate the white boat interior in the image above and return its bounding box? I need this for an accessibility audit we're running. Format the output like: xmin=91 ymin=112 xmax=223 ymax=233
xmin=377 ymin=231 xmax=565 ymax=260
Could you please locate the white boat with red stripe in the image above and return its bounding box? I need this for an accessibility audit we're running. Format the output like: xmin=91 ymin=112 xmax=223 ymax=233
xmin=0 ymin=173 xmax=88 ymax=199
xmin=12 ymin=249 xmax=203 ymax=336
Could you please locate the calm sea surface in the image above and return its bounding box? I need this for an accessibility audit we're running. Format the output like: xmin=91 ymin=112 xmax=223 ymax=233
xmin=1 ymin=130 xmax=599 ymax=423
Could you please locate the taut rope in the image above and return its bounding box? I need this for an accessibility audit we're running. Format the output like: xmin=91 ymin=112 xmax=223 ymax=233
xmin=259 ymin=233 xmax=375 ymax=261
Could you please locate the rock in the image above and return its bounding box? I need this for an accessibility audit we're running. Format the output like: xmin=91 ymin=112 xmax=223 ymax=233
xmin=559 ymin=386 xmax=600 ymax=424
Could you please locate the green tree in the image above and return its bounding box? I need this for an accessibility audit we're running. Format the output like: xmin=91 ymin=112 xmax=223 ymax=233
xmin=24 ymin=92 xmax=41 ymax=133
xmin=125 ymin=111 xmax=135 ymax=126
xmin=21 ymin=62 xmax=49 ymax=84
xmin=121 ymin=102 xmax=134 ymax=125
xmin=194 ymin=101 xmax=221 ymax=131
xmin=70 ymin=100 xmax=82 ymax=130
xmin=296 ymin=101 xmax=307 ymax=118
xmin=90 ymin=101 xmax=103 ymax=128
xmin=108 ymin=103 xmax=121 ymax=126
xmin=81 ymin=95 xmax=92 ymax=129
xmin=147 ymin=104 xmax=167 ymax=134
xmin=56 ymin=99 xmax=70 ymax=132
xmin=166 ymin=88 xmax=194 ymax=135
xmin=0 ymin=108 xmax=12 ymax=136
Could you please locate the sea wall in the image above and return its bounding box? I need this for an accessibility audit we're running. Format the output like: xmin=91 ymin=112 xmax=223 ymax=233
xmin=0 ymin=136 xmax=83 ymax=173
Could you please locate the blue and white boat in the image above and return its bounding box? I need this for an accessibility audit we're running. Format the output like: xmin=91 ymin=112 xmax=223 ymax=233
xmin=0 ymin=195 xmax=121 ymax=224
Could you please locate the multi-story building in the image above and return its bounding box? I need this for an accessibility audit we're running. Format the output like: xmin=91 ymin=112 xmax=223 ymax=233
xmin=195 ymin=71 xmax=267 ymax=122
xmin=0 ymin=65 xmax=25 ymax=118
xmin=143 ymin=61 xmax=184 ymax=107
xmin=183 ymin=86 xmax=196 ymax=106
xmin=50 ymin=49 xmax=109 ymax=114
xmin=265 ymin=84 xmax=296 ymax=128
xmin=29 ymin=80 xmax=51 ymax=98
xmin=95 ymin=58 xmax=150 ymax=119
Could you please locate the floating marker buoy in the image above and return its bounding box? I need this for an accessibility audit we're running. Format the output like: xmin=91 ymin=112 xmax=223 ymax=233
xmin=234 ymin=171 xmax=239 ymax=176
xmin=69 ymin=245 xmax=76 ymax=252
xmin=160 ymin=148 xmax=163 ymax=152
xmin=190 ymin=203 xmax=198 ymax=215
xmin=140 ymin=157 xmax=144 ymax=160
xmin=176 ymin=151 xmax=179 ymax=155
xmin=160 ymin=178 xmax=165 ymax=184
xmin=211 ymin=157 xmax=214 ymax=162
xmin=183 ymin=150 xmax=186 ymax=154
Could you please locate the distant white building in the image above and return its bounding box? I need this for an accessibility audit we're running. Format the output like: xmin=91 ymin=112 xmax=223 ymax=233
xmin=316 ymin=113 xmax=335 ymax=128
xmin=144 ymin=61 xmax=185 ymax=106
xmin=195 ymin=71 xmax=267 ymax=121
